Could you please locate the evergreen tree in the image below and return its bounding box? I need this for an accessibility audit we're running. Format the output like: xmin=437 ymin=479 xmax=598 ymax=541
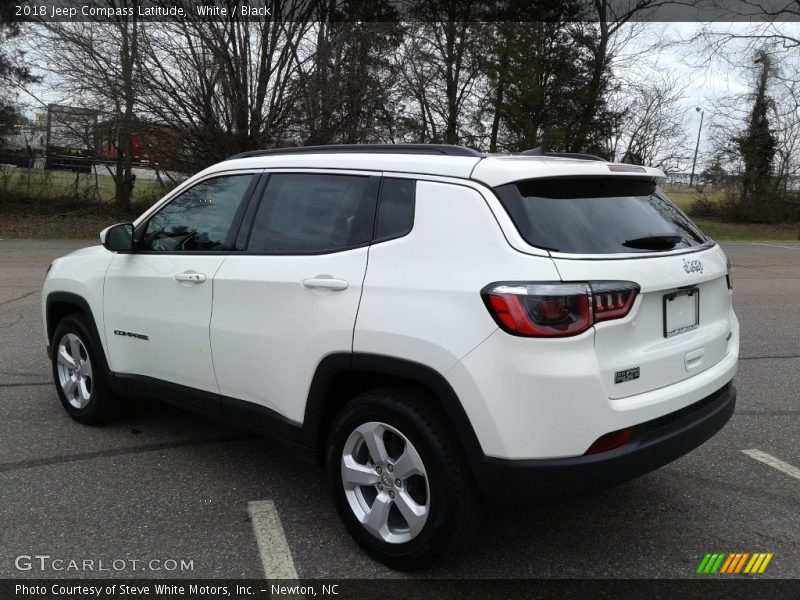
xmin=735 ymin=50 xmax=777 ymax=203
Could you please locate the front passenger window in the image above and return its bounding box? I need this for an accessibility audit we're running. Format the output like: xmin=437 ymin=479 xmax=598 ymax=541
xmin=143 ymin=175 xmax=254 ymax=252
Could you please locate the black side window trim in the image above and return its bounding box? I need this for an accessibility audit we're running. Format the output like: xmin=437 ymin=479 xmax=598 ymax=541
xmin=240 ymin=172 xmax=382 ymax=256
xmin=133 ymin=173 xmax=262 ymax=254
xmin=234 ymin=173 xmax=270 ymax=251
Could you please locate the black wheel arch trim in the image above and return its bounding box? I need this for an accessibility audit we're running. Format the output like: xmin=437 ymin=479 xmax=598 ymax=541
xmin=46 ymin=292 xmax=97 ymax=342
xmin=304 ymin=353 xmax=486 ymax=465
xmin=45 ymin=292 xmax=112 ymax=379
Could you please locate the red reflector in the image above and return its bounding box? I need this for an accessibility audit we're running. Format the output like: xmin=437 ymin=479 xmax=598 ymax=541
xmin=584 ymin=427 xmax=633 ymax=455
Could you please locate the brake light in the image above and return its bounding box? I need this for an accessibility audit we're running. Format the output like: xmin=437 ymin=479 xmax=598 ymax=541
xmin=482 ymin=281 xmax=639 ymax=337
xmin=608 ymin=164 xmax=646 ymax=173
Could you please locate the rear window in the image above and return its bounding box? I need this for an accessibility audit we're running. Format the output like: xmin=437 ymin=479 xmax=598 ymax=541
xmin=494 ymin=178 xmax=709 ymax=254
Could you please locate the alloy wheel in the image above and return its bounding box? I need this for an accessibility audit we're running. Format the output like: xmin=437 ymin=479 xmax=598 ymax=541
xmin=341 ymin=421 xmax=430 ymax=544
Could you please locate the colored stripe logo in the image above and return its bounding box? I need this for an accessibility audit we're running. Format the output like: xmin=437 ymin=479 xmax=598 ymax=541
xmin=696 ymin=552 xmax=773 ymax=574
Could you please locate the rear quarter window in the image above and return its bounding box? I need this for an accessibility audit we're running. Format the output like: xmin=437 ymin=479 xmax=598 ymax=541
xmin=494 ymin=178 xmax=709 ymax=254
xmin=374 ymin=178 xmax=415 ymax=242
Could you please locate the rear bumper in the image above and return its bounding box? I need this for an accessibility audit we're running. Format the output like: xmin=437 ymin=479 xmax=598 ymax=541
xmin=471 ymin=382 xmax=736 ymax=503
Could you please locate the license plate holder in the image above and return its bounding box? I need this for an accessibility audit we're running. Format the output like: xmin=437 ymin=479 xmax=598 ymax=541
xmin=663 ymin=288 xmax=699 ymax=338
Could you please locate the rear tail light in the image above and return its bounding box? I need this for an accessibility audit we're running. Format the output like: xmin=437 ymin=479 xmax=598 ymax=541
xmin=589 ymin=281 xmax=639 ymax=322
xmin=482 ymin=281 xmax=639 ymax=337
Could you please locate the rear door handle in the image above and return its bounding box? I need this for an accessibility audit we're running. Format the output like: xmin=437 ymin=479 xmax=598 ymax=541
xmin=174 ymin=271 xmax=207 ymax=284
xmin=302 ymin=276 xmax=349 ymax=291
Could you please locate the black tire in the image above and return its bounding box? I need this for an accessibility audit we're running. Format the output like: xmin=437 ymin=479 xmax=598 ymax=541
xmin=327 ymin=386 xmax=481 ymax=570
xmin=50 ymin=314 xmax=121 ymax=424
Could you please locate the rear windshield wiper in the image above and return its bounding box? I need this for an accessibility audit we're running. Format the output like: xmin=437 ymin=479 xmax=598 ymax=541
xmin=622 ymin=234 xmax=682 ymax=251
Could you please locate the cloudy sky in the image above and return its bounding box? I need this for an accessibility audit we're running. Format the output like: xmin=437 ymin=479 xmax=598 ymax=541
xmin=619 ymin=21 xmax=800 ymax=160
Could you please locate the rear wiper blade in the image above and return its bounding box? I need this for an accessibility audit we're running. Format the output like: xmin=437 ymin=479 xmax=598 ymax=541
xmin=622 ymin=234 xmax=682 ymax=250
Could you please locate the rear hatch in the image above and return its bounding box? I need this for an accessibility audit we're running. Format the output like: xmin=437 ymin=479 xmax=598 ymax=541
xmin=493 ymin=176 xmax=734 ymax=398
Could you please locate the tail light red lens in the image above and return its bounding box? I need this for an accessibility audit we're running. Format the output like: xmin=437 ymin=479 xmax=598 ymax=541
xmin=590 ymin=281 xmax=639 ymax=322
xmin=482 ymin=281 xmax=639 ymax=337
xmin=483 ymin=283 xmax=591 ymax=337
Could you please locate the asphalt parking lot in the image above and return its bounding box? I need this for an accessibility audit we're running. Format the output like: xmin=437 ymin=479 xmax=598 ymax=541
xmin=0 ymin=238 xmax=798 ymax=581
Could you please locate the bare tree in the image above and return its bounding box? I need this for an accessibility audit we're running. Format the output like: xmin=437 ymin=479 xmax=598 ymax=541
xmin=676 ymin=10 xmax=800 ymax=179
xmin=609 ymin=73 xmax=690 ymax=171
xmin=394 ymin=33 xmax=440 ymax=143
xmin=772 ymin=80 xmax=800 ymax=196
xmin=399 ymin=1 xmax=483 ymax=145
xmin=570 ymin=0 xmax=668 ymax=153
xmin=34 ymin=1 xmax=140 ymax=209
xmin=137 ymin=1 xmax=315 ymax=170
xmin=686 ymin=9 xmax=800 ymax=110
xmin=296 ymin=5 xmax=404 ymax=145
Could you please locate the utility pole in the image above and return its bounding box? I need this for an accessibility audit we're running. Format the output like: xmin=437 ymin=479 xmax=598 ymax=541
xmin=689 ymin=107 xmax=704 ymax=187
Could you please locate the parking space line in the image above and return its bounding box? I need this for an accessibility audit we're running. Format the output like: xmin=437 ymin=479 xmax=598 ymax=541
xmin=248 ymin=499 xmax=299 ymax=580
xmin=742 ymin=449 xmax=800 ymax=482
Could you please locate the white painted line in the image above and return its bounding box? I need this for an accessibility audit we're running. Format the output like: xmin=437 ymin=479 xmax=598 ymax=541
xmin=248 ymin=499 xmax=300 ymax=580
xmin=742 ymin=449 xmax=800 ymax=482
xmin=746 ymin=242 xmax=800 ymax=251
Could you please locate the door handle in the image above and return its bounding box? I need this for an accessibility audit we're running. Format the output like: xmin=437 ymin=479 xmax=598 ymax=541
xmin=174 ymin=271 xmax=207 ymax=284
xmin=302 ymin=276 xmax=349 ymax=291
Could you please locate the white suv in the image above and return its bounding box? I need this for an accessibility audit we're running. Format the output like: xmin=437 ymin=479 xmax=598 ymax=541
xmin=42 ymin=144 xmax=738 ymax=569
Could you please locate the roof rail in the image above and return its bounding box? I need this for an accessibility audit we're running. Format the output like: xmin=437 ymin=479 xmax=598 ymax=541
xmin=519 ymin=146 xmax=605 ymax=162
xmin=226 ymin=144 xmax=483 ymax=161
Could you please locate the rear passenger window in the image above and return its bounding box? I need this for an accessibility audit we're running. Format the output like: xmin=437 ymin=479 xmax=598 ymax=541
xmin=248 ymin=174 xmax=378 ymax=254
xmin=375 ymin=178 xmax=415 ymax=241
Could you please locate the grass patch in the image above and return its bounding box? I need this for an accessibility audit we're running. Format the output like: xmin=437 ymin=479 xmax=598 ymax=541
xmin=692 ymin=218 xmax=799 ymax=241
xmin=0 ymin=166 xmax=170 ymax=205
xmin=0 ymin=166 xmax=181 ymax=239
xmin=661 ymin=183 xmax=725 ymax=213
xmin=662 ymin=183 xmax=799 ymax=240
xmin=0 ymin=196 xmax=153 ymax=239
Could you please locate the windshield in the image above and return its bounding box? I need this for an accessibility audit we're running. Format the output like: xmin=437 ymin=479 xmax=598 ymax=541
xmin=493 ymin=178 xmax=709 ymax=254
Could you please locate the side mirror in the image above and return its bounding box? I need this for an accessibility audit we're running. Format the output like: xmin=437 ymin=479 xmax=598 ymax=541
xmin=101 ymin=223 xmax=135 ymax=252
